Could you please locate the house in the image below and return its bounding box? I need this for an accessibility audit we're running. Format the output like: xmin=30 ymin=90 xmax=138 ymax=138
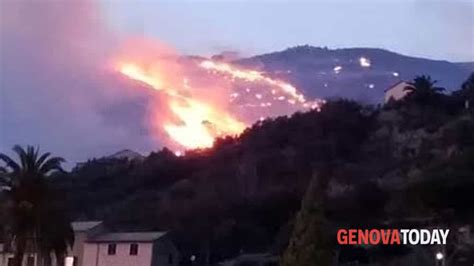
xmin=83 ymin=232 xmax=179 ymax=266
xmin=0 ymin=222 xmax=178 ymax=266
xmin=384 ymin=81 xmax=413 ymax=103
xmin=106 ymin=149 xmax=144 ymax=161
xmin=73 ymin=149 xmax=144 ymax=171
xmin=67 ymin=221 xmax=104 ymax=266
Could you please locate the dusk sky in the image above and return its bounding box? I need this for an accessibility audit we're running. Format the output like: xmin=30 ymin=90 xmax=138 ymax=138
xmin=102 ymin=0 xmax=474 ymax=62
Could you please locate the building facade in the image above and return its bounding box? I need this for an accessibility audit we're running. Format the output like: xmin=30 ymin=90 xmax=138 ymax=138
xmin=68 ymin=221 xmax=105 ymax=266
xmin=0 ymin=222 xmax=178 ymax=266
xmin=83 ymin=232 xmax=179 ymax=266
xmin=384 ymin=81 xmax=413 ymax=103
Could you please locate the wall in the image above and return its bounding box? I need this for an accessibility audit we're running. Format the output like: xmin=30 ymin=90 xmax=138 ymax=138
xmin=83 ymin=242 xmax=154 ymax=266
xmin=385 ymin=82 xmax=412 ymax=103
xmin=68 ymin=224 xmax=105 ymax=266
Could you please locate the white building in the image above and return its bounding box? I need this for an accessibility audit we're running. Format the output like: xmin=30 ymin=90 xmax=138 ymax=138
xmin=106 ymin=149 xmax=144 ymax=161
xmin=68 ymin=221 xmax=105 ymax=266
xmin=83 ymin=232 xmax=179 ymax=266
xmin=0 ymin=222 xmax=178 ymax=266
xmin=384 ymin=81 xmax=413 ymax=103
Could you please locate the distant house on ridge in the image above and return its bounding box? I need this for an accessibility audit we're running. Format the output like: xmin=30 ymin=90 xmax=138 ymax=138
xmin=384 ymin=81 xmax=413 ymax=103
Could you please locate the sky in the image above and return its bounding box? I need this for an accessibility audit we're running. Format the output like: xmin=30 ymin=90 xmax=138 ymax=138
xmin=102 ymin=0 xmax=474 ymax=62
xmin=0 ymin=0 xmax=473 ymax=167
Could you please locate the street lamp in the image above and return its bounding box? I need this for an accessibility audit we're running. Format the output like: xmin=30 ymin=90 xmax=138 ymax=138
xmin=435 ymin=252 xmax=445 ymax=266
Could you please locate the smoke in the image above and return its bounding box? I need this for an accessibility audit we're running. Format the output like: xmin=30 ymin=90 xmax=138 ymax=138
xmin=0 ymin=0 xmax=156 ymax=165
xmin=211 ymin=50 xmax=243 ymax=62
xmin=112 ymin=38 xmax=246 ymax=150
xmin=0 ymin=0 xmax=319 ymax=164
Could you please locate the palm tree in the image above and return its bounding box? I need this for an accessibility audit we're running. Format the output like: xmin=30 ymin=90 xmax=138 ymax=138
xmin=0 ymin=145 xmax=73 ymax=266
xmin=404 ymin=75 xmax=445 ymax=104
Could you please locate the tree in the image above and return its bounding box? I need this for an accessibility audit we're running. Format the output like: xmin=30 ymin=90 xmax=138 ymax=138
xmin=458 ymin=72 xmax=474 ymax=108
xmin=461 ymin=72 xmax=474 ymax=93
xmin=280 ymin=167 xmax=334 ymax=266
xmin=0 ymin=145 xmax=73 ymax=266
xmin=404 ymin=75 xmax=445 ymax=105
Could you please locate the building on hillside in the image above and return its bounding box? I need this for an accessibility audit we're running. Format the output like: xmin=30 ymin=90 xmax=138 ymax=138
xmin=384 ymin=81 xmax=413 ymax=103
xmin=0 ymin=222 xmax=178 ymax=266
xmin=106 ymin=149 xmax=144 ymax=161
xmin=83 ymin=232 xmax=179 ymax=266
xmin=73 ymin=149 xmax=144 ymax=171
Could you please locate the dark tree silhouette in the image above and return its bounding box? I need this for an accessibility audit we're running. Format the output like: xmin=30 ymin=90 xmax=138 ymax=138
xmin=404 ymin=75 xmax=445 ymax=104
xmin=461 ymin=72 xmax=474 ymax=92
xmin=280 ymin=167 xmax=334 ymax=266
xmin=459 ymin=72 xmax=474 ymax=106
xmin=0 ymin=145 xmax=73 ymax=266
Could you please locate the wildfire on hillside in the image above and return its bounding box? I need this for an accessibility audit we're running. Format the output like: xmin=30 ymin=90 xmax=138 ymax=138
xmin=114 ymin=39 xmax=324 ymax=151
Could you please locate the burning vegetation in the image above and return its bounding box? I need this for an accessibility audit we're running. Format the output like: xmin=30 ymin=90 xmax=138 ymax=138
xmin=113 ymin=39 xmax=324 ymax=150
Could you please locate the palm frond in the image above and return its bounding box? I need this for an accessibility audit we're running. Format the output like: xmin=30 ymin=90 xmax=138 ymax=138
xmin=0 ymin=165 xmax=13 ymax=192
xmin=0 ymin=176 xmax=12 ymax=192
xmin=35 ymin=152 xmax=51 ymax=170
xmin=25 ymin=146 xmax=40 ymax=172
xmin=39 ymin=157 xmax=66 ymax=175
xmin=0 ymin=153 xmax=21 ymax=172
xmin=12 ymin=145 xmax=28 ymax=171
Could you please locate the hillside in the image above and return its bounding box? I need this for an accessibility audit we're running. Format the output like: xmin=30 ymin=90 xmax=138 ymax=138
xmin=236 ymin=46 xmax=473 ymax=103
xmin=99 ymin=46 xmax=473 ymax=149
xmin=53 ymin=74 xmax=474 ymax=265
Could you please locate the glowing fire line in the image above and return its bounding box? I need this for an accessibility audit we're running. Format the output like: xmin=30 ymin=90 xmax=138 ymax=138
xmin=117 ymin=57 xmax=324 ymax=150
xmin=199 ymin=60 xmax=306 ymax=103
xmin=117 ymin=62 xmax=246 ymax=150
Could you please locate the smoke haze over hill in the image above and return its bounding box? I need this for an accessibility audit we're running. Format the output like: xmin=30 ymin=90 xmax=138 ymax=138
xmin=0 ymin=0 xmax=158 ymax=165
xmin=1 ymin=0 xmax=472 ymax=167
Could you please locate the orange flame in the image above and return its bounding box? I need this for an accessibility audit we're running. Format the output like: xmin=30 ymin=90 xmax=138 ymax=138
xmin=113 ymin=39 xmax=324 ymax=150
xmin=117 ymin=61 xmax=246 ymax=149
xmin=200 ymin=60 xmax=306 ymax=103
xmin=164 ymin=98 xmax=245 ymax=149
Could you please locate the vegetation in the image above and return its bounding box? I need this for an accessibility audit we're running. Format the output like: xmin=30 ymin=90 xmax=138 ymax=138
xmin=2 ymin=73 xmax=474 ymax=265
xmin=0 ymin=146 xmax=73 ymax=266
xmin=280 ymin=169 xmax=333 ymax=266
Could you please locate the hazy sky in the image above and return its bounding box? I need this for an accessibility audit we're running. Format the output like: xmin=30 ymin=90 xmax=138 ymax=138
xmin=102 ymin=0 xmax=474 ymax=62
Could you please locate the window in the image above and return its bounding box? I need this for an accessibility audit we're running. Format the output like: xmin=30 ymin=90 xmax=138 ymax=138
xmin=107 ymin=243 xmax=117 ymax=255
xmin=130 ymin=243 xmax=139 ymax=256
xmin=26 ymin=256 xmax=35 ymax=266
xmin=168 ymin=253 xmax=173 ymax=264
